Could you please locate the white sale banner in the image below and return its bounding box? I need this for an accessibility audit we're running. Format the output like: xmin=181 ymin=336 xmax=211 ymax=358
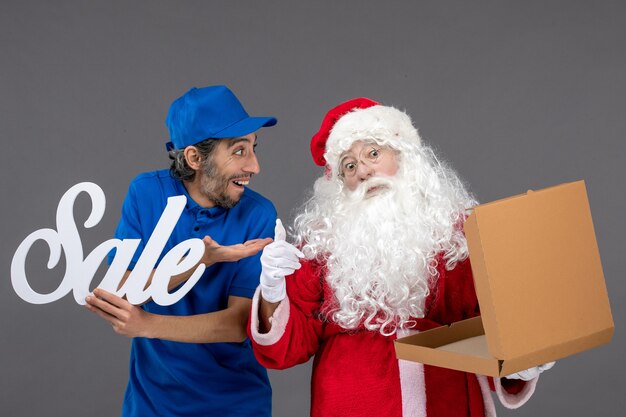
xmin=11 ymin=182 xmax=206 ymax=306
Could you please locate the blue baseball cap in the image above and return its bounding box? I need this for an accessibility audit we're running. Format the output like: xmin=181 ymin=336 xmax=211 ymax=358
xmin=165 ymin=85 xmax=277 ymax=150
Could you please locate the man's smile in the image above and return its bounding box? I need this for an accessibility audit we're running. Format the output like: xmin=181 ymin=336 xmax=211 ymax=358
xmin=232 ymin=177 xmax=251 ymax=188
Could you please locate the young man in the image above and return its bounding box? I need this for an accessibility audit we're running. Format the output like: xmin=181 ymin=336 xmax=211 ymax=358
xmin=249 ymin=98 xmax=553 ymax=416
xmin=86 ymin=85 xmax=277 ymax=416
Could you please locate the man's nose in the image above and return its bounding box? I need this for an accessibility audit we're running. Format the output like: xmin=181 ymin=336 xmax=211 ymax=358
xmin=243 ymin=152 xmax=261 ymax=174
xmin=356 ymin=160 xmax=374 ymax=181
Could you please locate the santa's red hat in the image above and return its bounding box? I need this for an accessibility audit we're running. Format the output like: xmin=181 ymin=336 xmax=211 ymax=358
xmin=310 ymin=98 xmax=379 ymax=166
xmin=310 ymin=98 xmax=421 ymax=173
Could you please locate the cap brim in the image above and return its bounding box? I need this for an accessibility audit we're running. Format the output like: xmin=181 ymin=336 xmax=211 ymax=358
xmin=211 ymin=116 xmax=277 ymax=139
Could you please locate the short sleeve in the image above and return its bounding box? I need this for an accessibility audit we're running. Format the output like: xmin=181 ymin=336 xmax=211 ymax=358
xmin=107 ymin=180 xmax=145 ymax=269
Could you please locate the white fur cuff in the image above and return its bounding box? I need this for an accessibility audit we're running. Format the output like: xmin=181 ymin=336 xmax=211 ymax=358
xmin=496 ymin=375 xmax=539 ymax=409
xmin=249 ymin=286 xmax=290 ymax=346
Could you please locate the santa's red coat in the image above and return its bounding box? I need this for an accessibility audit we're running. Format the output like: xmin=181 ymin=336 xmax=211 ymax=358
xmin=249 ymin=258 xmax=538 ymax=417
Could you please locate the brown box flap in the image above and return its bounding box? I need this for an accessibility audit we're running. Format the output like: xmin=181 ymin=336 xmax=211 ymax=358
xmin=464 ymin=180 xmax=614 ymax=360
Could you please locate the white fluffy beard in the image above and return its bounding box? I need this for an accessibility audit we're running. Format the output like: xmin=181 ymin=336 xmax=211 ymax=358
xmin=294 ymin=143 xmax=477 ymax=336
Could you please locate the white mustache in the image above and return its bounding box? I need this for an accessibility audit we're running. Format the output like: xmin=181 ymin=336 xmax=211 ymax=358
xmin=346 ymin=177 xmax=395 ymax=201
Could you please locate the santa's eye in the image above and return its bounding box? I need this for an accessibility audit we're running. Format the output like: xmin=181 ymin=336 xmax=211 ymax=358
xmin=367 ymin=148 xmax=380 ymax=160
xmin=341 ymin=159 xmax=358 ymax=177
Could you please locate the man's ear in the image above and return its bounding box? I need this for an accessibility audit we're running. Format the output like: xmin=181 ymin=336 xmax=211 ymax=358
xmin=184 ymin=146 xmax=203 ymax=170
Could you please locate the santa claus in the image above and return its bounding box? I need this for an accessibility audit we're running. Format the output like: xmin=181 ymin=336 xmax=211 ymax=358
xmin=248 ymin=98 xmax=553 ymax=417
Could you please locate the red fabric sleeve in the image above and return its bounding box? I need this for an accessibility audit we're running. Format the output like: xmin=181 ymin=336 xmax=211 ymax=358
xmin=499 ymin=377 xmax=527 ymax=395
xmin=488 ymin=376 xmax=525 ymax=394
xmin=250 ymin=260 xmax=325 ymax=369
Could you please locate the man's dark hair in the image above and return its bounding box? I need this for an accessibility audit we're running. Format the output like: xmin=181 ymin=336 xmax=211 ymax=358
xmin=169 ymin=138 xmax=219 ymax=181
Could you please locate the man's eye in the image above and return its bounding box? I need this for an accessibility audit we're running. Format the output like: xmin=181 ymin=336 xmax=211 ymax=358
xmin=344 ymin=162 xmax=356 ymax=171
xmin=234 ymin=149 xmax=244 ymax=156
xmin=369 ymin=148 xmax=380 ymax=159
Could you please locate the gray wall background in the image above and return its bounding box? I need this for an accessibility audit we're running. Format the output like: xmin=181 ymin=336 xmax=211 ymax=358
xmin=1 ymin=1 xmax=624 ymax=416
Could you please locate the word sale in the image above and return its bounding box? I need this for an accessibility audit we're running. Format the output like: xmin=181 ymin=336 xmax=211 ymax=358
xmin=11 ymin=182 xmax=204 ymax=306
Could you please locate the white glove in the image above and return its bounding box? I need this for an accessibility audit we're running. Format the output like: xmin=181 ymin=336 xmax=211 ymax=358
xmin=505 ymin=361 xmax=555 ymax=381
xmin=260 ymin=219 xmax=304 ymax=303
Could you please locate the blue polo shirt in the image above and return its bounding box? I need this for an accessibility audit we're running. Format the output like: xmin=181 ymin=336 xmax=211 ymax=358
xmin=111 ymin=169 xmax=275 ymax=417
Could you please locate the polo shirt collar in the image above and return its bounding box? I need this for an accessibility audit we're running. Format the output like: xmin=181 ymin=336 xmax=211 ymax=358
xmin=175 ymin=179 xmax=227 ymax=218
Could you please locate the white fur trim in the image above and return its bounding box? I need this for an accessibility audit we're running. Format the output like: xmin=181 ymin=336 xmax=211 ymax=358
xmin=476 ymin=375 xmax=498 ymax=417
xmin=249 ymin=286 xmax=290 ymax=346
xmin=396 ymin=328 xmax=427 ymax=417
xmin=495 ymin=375 xmax=539 ymax=409
xmin=324 ymin=105 xmax=421 ymax=175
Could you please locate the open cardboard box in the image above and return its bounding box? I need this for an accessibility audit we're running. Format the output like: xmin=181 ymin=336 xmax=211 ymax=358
xmin=394 ymin=181 xmax=614 ymax=377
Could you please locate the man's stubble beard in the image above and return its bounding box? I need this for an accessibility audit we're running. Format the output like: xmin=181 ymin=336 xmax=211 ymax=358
xmin=200 ymin=158 xmax=240 ymax=209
